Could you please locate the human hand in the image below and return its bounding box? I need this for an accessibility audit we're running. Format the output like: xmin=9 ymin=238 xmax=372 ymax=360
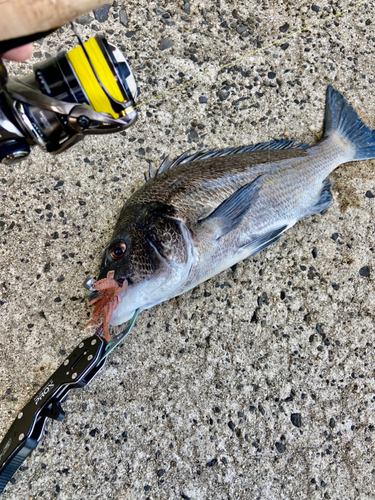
xmin=1 ymin=43 xmax=33 ymax=62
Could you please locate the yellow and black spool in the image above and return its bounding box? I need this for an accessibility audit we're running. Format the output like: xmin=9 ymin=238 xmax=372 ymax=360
xmin=67 ymin=37 xmax=125 ymax=118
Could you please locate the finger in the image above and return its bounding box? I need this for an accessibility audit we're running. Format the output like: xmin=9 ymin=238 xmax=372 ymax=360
xmin=2 ymin=43 xmax=33 ymax=62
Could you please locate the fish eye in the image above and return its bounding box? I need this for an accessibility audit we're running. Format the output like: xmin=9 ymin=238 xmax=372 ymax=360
xmin=109 ymin=242 xmax=127 ymax=260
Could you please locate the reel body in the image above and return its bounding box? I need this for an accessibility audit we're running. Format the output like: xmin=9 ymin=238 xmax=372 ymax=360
xmin=0 ymin=35 xmax=138 ymax=164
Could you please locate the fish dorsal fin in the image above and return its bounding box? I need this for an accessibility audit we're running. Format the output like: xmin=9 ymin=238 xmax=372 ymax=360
xmin=145 ymin=139 xmax=309 ymax=181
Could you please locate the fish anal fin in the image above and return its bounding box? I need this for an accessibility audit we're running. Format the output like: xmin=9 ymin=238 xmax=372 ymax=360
xmin=198 ymin=175 xmax=266 ymax=239
xmin=242 ymin=225 xmax=288 ymax=258
xmin=307 ymin=180 xmax=333 ymax=216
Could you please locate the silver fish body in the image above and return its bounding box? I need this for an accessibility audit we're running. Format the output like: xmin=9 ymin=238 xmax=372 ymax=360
xmin=93 ymin=86 xmax=375 ymax=326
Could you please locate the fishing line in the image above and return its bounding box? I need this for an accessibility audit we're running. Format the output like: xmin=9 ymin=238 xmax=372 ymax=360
xmin=134 ymin=0 xmax=368 ymax=110
xmin=97 ymin=309 xmax=140 ymax=362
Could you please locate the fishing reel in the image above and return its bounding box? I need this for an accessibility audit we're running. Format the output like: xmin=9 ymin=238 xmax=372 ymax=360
xmin=0 ymin=31 xmax=138 ymax=164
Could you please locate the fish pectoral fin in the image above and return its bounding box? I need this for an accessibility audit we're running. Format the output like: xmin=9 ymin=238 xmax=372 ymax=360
xmin=197 ymin=174 xmax=266 ymax=239
xmin=241 ymin=225 xmax=288 ymax=258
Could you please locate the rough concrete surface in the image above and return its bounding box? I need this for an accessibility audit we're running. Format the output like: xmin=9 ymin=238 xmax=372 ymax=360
xmin=1 ymin=1 xmax=375 ymax=499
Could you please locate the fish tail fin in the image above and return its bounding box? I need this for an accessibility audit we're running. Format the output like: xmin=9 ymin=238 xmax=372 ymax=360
xmin=324 ymin=86 xmax=375 ymax=161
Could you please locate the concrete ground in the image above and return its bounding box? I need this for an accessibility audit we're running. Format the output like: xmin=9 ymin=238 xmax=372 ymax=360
xmin=1 ymin=1 xmax=375 ymax=499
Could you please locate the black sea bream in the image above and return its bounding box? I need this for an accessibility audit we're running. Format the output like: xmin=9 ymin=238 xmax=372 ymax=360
xmin=89 ymin=87 xmax=375 ymax=327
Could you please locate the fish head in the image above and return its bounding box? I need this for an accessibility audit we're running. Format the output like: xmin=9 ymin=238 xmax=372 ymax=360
xmin=92 ymin=202 xmax=194 ymax=326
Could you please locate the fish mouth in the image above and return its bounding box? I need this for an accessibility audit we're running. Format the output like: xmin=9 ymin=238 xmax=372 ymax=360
xmin=88 ymin=276 xmax=127 ymax=302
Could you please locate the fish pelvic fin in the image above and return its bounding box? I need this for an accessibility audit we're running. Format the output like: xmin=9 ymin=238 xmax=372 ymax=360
xmin=242 ymin=225 xmax=288 ymax=258
xmin=197 ymin=174 xmax=266 ymax=239
xmin=324 ymin=86 xmax=375 ymax=161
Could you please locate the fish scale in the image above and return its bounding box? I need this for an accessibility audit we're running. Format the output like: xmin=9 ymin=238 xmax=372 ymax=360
xmin=88 ymin=86 xmax=375 ymax=328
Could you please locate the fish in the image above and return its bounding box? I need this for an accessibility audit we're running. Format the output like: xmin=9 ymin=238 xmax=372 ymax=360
xmin=87 ymin=86 xmax=375 ymax=330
